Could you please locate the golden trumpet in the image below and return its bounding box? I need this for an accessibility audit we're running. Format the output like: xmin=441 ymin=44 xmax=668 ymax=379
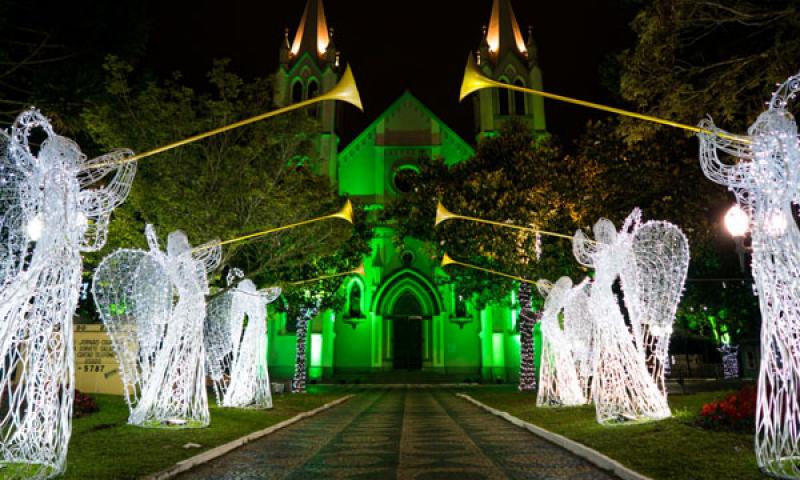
xmin=89 ymin=65 xmax=363 ymax=169
xmin=194 ymin=200 xmax=354 ymax=252
xmin=441 ymin=252 xmax=456 ymax=267
xmin=459 ymin=56 xmax=747 ymax=143
xmin=435 ymin=201 xmax=576 ymax=241
xmin=440 ymin=252 xmax=536 ymax=285
xmin=290 ymin=262 xmax=366 ymax=286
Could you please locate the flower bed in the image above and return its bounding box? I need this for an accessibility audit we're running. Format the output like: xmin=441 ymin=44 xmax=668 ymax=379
xmin=697 ymin=385 xmax=756 ymax=433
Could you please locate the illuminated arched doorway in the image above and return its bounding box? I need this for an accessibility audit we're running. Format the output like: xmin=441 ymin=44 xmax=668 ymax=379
xmin=374 ymin=269 xmax=443 ymax=371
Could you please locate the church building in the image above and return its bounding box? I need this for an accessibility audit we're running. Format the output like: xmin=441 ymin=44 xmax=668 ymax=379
xmin=268 ymin=0 xmax=546 ymax=383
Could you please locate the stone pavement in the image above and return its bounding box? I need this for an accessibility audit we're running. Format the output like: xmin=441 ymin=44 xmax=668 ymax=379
xmin=176 ymin=388 xmax=619 ymax=479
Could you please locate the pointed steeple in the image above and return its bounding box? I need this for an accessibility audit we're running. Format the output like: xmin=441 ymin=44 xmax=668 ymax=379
xmin=485 ymin=0 xmax=527 ymax=59
xmin=290 ymin=0 xmax=330 ymax=60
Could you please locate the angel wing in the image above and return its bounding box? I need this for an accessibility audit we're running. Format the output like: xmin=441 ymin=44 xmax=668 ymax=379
xmin=93 ymin=249 xmax=172 ymax=409
xmin=0 ymin=131 xmax=28 ymax=288
xmin=621 ymin=220 xmax=689 ymax=390
xmin=205 ymin=290 xmax=235 ymax=395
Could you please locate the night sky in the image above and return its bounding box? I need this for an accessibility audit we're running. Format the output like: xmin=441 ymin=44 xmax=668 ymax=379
xmin=146 ymin=0 xmax=635 ymax=146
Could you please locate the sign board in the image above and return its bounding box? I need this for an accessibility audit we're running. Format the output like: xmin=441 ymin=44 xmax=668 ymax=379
xmin=74 ymin=324 xmax=124 ymax=395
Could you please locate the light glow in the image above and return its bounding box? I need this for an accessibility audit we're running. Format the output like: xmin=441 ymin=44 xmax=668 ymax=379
xmin=25 ymin=213 xmax=43 ymax=241
xmin=725 ymin=205 xmax=749 ymax=237
xmin=486 ymin=0 xmax=527 ymax=55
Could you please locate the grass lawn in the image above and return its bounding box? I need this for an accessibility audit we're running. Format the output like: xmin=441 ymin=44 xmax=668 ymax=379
xmin=465 ymin=387 xmax=760 ymax=480
xmin=62 ymin=388 xmax=348 ymax=479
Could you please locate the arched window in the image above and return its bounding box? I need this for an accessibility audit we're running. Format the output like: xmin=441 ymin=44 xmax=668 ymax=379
xmin=455 ymin=293 xmax=468 ymax=318
xmin=513 ymin=79 xmax=526 ymax=115
xmin=348 ymin=282 xmax=363 ymax=317
xmin=291 ymin=81 xmax=304 ymax=104
xmin=307 ymin=80 xmax=319 ymax=99
xmin=306 ymin=80 xmax=320 ymax=117
xmin=498 ymin=89 xmax=510 ymax=116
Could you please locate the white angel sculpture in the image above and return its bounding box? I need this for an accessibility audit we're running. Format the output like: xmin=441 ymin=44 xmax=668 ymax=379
xmin=620 ymin=214 xmax=689 ymax=397
xmin=573 ymin=213 xmax=671 ymax=423
xmin=0 ymin=109 xmax=135 ymax=478
xmin=93 ymin=225 xmax=220 ymax=428
xmin=698 ymin=72 xmax=800 ymax=478
xmin=563 ymin=278 xmax=594 ymax=403
xmin=206 ymin=276 xmax=282 ymax=409
xmin=536 ymin=277 xmax=586 ymax=407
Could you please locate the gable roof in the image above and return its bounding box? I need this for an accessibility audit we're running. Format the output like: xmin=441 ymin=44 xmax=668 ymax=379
xmin=339 ymin=91 xmax=474 ymax=165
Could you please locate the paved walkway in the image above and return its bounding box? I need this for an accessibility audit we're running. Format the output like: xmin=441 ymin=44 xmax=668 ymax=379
xmin=176 ymin=388 xmax=619 ymax=479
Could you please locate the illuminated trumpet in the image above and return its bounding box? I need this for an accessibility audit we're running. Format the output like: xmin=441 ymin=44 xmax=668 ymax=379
xmin=290 ymin=263 xmax=366 ymax=286
xmin=441 ymin=252 xmax=536 ymax=285
xmin=459 ymin=56 xmax=747 ymax=143
xmin=436 ymin=201 xmax=577 ymax=241
xmin=194 ymin=200 xmax=354 ymax=252
xmin=90 ymin=65 xmax=364 ymax=169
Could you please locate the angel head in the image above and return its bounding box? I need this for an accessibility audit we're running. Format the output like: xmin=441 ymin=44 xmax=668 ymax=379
xmin=537 ymin=277 xmax=573 ymax=314
xmin=4 ymin=109 xmax=136 ymax=253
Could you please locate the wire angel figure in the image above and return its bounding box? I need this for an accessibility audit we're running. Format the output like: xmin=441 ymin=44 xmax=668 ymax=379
xmin=698 ymin=72 xmax=800 ymax=478
xmin=93 ymin=225 xmax=220 ymax=428
xmin=563 ymin=278 xmax=594 ymax=403
xmin=573 ymin=212 xmax=671 ymax=424
xmin=536 ymin=277 xmax=586 ymax=407
xmin=206 ymin=277 xmax=281 ymax=409
xmin=620 ymin=211 xmax=690 ymax=398
xmin=0 ymin=109 xmax=135 ymax=478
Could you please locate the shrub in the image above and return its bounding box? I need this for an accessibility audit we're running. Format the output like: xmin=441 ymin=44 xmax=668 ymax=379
xmin=697 ymin=386 xmax=756 ymax=433
xmin=73 ymin=390 xmax=99 ymax=418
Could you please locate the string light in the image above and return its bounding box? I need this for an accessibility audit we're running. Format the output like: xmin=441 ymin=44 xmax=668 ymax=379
xmin=698 ymin=71 xmax=800 ymax=478
xmin=206 ymin=279 xmax=282 ymax=409
xmin=292 ymin=300 xmax=321 ymax=393
xmin=718 ymin=344 xmax=740 ymax=380
xmin=573 ymin=211 xmax=676 ymax=424
xmin=517 ymin=283 xmax=539 ymax=392
xmin=536 ymin=277 xmax=587 ymax=407
xmin=0 ymin=109 xmax=136 ymax=477
xmin=93 ymin=225 xmax=221 ymax=428
xmin=563 ymin=278 xmax=594 ymax=402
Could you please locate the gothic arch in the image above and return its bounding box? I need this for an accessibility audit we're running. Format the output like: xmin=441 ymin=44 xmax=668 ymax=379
xmin=344 ymin=276 xmax=365 ymax=317
xmin=373 ymin=269 xmax=443 ymax=317
xmin=513 ymin=78 xmax=527 ymax=115
xmin=291 ymin=79 xmax=304 ymax=103
xmin=497 ymin=75 xmax=512 ymax=116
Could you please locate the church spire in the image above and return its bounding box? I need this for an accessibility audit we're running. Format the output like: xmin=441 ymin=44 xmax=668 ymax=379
xmin=485 ymin=0 xmax=527 ymax=60
xmin=290 ymin=0 xmax=330 ymax=60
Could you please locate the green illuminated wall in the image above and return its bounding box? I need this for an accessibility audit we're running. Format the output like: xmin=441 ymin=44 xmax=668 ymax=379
xmin=267 ymin=92 xmax=545 ymax=383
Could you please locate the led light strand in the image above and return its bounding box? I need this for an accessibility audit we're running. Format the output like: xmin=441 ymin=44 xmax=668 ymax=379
xmin=93 ymin=225 xmax=221 ymax=428
xmin=0 ymin=109 xmax=136 ymax=478
xmin=698 ymin=71 xmax=800 ymax=478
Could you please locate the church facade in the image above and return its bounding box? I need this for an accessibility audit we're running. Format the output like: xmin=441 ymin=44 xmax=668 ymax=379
xmin=268 ymin=0 xmax=545 ymax=382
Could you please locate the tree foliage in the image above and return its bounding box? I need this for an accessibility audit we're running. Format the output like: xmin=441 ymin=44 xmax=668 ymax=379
xmin=0 ymin=0 xmax=148 ymax=134
xmin=82 ymin=58 xmax=371 ymax=313
xmin=386 ymin=120 xmax=590 ymax=307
